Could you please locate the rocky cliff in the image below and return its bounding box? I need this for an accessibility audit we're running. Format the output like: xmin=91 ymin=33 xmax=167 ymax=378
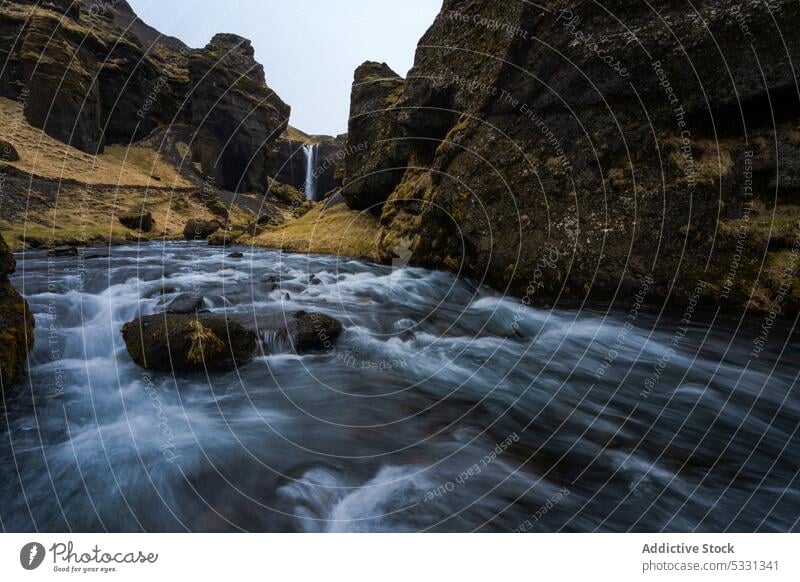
xmin=268 ymin=131 xmax=345 ymax=198
xmin=341 ymin=61 xmax=408 ymax=212
xmin=0 ymin=233 xmax=33 ymax=390
xmin=0 ymin=0 xmax=289 ymax=193
xmin=343 ymin=0 xmax=800 ymax=313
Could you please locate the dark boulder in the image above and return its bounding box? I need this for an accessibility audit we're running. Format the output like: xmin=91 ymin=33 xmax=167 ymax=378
xmin=208 ymin=230 xmax=241 ymax=246
xmin=48 ymin=246 xmax=79 ymax=257
xmin=164 ymin=293 xmax=204 ymax=314
xmin=121 ymin=314 xmax=256 ymax=372
xmin=0 ymin=139 xmax=20 ymax=162
xmin=287 ymin=311 xmax=343 ymax=352
xmin=118 ymin=211 xmax=154 ymax=232
xmin=183 ymin=219 xmax=221 ymax=241
xmin=227 ymin=252 xmax=245 ymax=259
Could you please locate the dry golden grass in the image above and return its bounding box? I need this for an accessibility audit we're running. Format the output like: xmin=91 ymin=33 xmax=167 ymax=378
xmin=1 ymin=189 xmax=256 ymax=250
xmin=250 ymin=201 xmax=380 ymax=259
xmin=0 ymin=97 xmax=193 ymax=187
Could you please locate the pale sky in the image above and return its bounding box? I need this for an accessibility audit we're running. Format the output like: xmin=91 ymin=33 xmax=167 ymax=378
xmin=126 ymin=0 xmax=442 ymax=136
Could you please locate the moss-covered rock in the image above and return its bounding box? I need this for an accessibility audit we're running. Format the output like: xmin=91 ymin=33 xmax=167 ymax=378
xmin=121 ymin=314 xmax=256 ymax=372
xmin=183 ymin=219 xmax=221 ymax=241
xmin=340 ymin=62 xmax=410 ymax=214
xmin=0 ymin=1 xmax=289 ymax=191
xmin=288 ymin=311 xmax=343 ymax=352
xmin=0 ymin=233 xmax=34 ymax=390
xmin=343 ymin=0 xmax=800 ymax=314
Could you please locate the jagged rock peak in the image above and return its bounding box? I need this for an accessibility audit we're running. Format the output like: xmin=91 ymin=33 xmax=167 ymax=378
xmin=207 ymin=33 xmax=255 ymax=55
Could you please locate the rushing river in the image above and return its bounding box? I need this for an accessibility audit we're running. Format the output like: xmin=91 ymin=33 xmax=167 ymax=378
xmin=1 ymin=242 xmax=798 ymax=532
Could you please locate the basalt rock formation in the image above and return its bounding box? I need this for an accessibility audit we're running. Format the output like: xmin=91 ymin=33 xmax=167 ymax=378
xmin=343 ymin=0 xmax=800 ymax=313
xmin=268 ymin=132 xmax=345 ymax=198
xmin=0 ymin=0 xmax=289 ymax=192
xmin=340 ymin=61 xmax=408 ymax=213
xmin=188 ymin=33 xmax=290 ymax=191
xmin=0 ymin=233 xmax=34 ymax=390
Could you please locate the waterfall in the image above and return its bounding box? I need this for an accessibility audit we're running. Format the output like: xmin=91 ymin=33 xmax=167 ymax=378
xmin=303 ymin=143 xmax=319 ymax=202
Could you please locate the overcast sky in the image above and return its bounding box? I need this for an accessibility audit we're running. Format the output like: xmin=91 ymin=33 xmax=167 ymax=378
xmin=126 ymin=0 xmax=442 ymax=136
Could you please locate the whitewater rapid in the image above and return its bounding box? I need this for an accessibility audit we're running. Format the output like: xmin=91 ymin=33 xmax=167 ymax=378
xmin=1 ymin=242 xmax=798 ymax=532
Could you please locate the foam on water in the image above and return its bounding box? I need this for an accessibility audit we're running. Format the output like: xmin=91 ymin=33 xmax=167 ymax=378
xmin=1 ymin=242 xmax=798 ymax=532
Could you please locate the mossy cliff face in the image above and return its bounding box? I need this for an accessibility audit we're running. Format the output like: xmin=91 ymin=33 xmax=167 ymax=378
xmin=0 ymin=0 xmax=289 ymax=192
xmin=344 ymin=0 xmax=800 ymax=313
xmin=0 ymin=233 xmax=34 ymax=389
xmin=340 ymin=61 xmax=410 ymax=213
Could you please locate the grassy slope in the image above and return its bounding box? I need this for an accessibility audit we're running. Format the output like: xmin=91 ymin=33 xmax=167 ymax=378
xmin=0 ymin=96 xmax=256 ymax=249
xmin=0 ymin=98 xmax=377 ymax=257
xmin=0 ymin=98 xmax=194 ymax=188
xmin=250 ymin=201 xmax=380 ymax=260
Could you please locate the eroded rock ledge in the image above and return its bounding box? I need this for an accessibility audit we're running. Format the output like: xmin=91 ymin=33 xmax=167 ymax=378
xmin=0 ymin=233 xmax=34 ymax=389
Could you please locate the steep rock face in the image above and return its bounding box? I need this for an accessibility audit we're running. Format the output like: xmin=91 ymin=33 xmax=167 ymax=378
xmin=188 ymin=33 xmax=290 ymax=192
xmin=0 ymin=233 xmax=34 ymax=390
xmin=315 ymin=135 xmax=346 ymax=198
xmin=0 ymin=1 xmax=289 ymax=192
xmin=340 ymin=62 xmax=409 ymax=213
xmin=268 ymin=133 xmax=346 ymax=198
xmin=345 ymin=0 xmax=800 ymax=311
xmin=267 ymin=135 xmax=308 ymax=190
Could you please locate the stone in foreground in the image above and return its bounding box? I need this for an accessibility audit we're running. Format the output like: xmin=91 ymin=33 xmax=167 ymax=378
xmin=122 ymin=314 xmax=256 ymax=372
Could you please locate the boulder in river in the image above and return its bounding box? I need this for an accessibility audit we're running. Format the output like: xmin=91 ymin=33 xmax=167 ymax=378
xmin=164 ymin=293 xmax=204 ymax=314
xmin=118 ymin=211 xmax=154 ymax=232
xmin=183 ymin=219 xmax=221 ymax=241
xmin=208 ymin=230 xmax=241 ymax=246
xmin=121 ymin=314 xmax=256 ymax=372
xmin=288 ymin=311 xmax=343 ymax=352
xmin=227 ymin=252 xmax=245 ymax=259
xmin=48 ymin=246 xmax=79 ymax=257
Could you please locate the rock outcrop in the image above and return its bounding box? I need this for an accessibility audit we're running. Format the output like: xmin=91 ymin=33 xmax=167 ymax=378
xmin=0 ymin=139 xmax=20 ymax=161
xmin=119 ymin=211 xmax=154 ymax=232
xmin=342 ymin=0 xmax=800 ymax=313
xmin=188 ymin=34 xmax=290 ymax=192
xmin=340 ymin=62 xmax=409 ymax=213
xmin=122 ymin=314 xmax=257 ymax=372
xmin=268 ymin=132 xmax=346 ymax=198
xmin=0 ymin=233 xmax=34 ymax=389
xmin=0 ymin=0 xmax=289 ymax=192
xmin=288 ymin=311 xmax=343 ymax=352
xmin=183 ymin=219 xmax=222 ymax=241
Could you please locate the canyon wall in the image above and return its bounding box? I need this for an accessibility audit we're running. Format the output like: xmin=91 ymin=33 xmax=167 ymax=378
xmin=341 ymin=0 xmax=800 ymax=312
xmin=0 ymin=0 xmax=289 ymax=192
xmin=0 ymin=233 xmax=33 ymax=390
